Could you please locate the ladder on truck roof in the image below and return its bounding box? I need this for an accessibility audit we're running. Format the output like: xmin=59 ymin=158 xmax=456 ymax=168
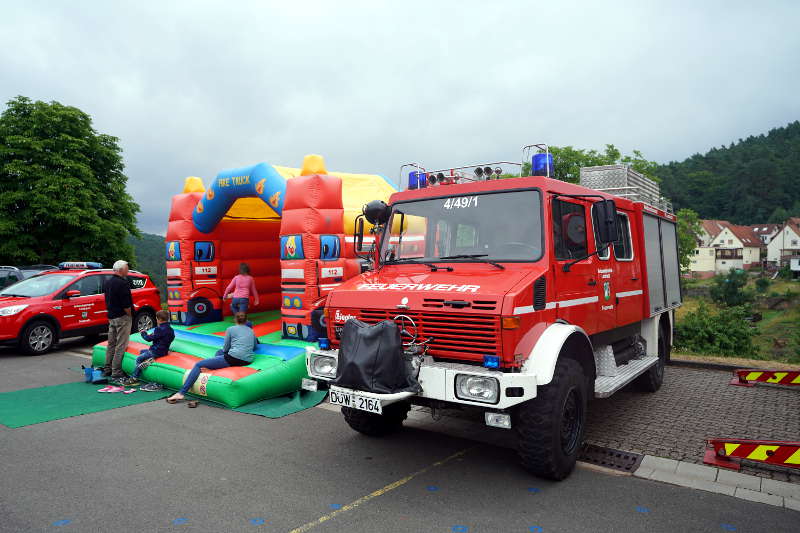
xmin=579 ymin=165 xmax=673 ymax=214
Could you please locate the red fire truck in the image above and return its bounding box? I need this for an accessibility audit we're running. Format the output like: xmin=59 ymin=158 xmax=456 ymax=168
xmin=305 ymin=151 xmax=681 ymax=480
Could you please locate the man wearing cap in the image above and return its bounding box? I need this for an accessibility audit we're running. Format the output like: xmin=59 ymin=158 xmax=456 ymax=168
xmin=103 ymin=260 xmax=133 ymax=378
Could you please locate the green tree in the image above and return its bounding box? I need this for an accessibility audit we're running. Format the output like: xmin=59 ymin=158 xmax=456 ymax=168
xmin=656 ymin=120 xmax=800 ymax=224
xmin=709 ymin=268 xmax=753 ymax=307
xmin=755 ymin=277 xmax=770 ymax=293
xmin=674 ymin=302 xmax=758 ymax=357
xmin=0 ymin=96 xmax=139 ymax=267
xmin=504 ymin=144 xmax=659 ymax=183
xmin=676 ymin=208 xmax=701 ymax=272
xmin=768 ymin=206 xmax=789 ymax=224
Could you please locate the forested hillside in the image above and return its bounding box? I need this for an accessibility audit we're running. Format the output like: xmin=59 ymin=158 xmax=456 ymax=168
xmin=655 ymin=121 xmax=800 ymax=224
xmin=129 ymin=232 xmax=165 ymax=300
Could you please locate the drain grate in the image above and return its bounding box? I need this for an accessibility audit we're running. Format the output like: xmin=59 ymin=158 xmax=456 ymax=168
xmin=578 ymin=443 xmax=643 ymax=473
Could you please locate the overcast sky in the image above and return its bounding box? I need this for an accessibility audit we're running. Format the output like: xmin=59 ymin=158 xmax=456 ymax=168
xmin=2 ymin=1 xmax=799 ymax=234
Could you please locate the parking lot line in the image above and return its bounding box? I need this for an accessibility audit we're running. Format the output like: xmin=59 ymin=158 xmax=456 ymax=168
xmin=287 ymin=446 xmax=475 ymax=533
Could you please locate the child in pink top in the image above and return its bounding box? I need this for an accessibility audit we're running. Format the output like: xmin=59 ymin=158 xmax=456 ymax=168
xmin=224 ymin=263 xmax=260 ymax=314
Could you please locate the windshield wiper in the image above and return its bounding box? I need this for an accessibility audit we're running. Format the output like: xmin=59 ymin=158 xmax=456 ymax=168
xmin=438 ymin=254 xmax=505 ymax=270
xmin=0 ymin=293 xmax=29 ymax=298
xmin=384 ymin=259 xmax=453 ymax=272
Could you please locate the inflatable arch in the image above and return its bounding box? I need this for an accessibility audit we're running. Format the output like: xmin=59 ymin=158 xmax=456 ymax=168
xmin=164 ymin=154 xmax=396 ymax=336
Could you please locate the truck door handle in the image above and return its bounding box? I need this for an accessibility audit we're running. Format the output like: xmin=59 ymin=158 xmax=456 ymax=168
xmin=587 ymin=279 xmax=597 ymax=286
xmin=631 ymin=277 xmax=638 ymax=281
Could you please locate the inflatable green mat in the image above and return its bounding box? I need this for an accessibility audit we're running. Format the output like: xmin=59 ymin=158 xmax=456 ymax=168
xmin=91 ymin=312 xmax=312 ymax=408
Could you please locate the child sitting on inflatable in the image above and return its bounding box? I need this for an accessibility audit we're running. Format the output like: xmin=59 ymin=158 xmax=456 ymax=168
xmin=166 ymin=312 xmax=257 ymax=404
xmin=122 ymin=310 xmax=174 ymax=388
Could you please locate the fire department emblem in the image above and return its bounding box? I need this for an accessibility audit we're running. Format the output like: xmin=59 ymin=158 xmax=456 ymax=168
xmin=81 ymin=311 xmax=88 ymax=319
xmin=603 ymin=282 xmax=611 ymax=301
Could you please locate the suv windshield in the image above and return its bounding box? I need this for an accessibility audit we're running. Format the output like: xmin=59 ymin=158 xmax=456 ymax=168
xmin=0 ymin=274 xmax=75 ymax=297
xmin=381 ymin=190 xmax=543 ymax=263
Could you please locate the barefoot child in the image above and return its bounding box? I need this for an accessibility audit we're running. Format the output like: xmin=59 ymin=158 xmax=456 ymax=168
xmin=121 ymin=310 xmax=174 ymax=387
xmin=166 ymin=312 xmax=257 ymax=403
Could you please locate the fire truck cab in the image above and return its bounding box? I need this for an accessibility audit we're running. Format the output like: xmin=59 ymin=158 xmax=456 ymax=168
xmin=305 ymin=152 xmax=680 ymax=480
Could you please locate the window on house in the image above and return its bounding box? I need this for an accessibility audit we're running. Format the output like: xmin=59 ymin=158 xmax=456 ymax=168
xmin=792 ymin=240 xmax=799 ymax=247
xmin=728 ymin=239 xmax=733 ymax=244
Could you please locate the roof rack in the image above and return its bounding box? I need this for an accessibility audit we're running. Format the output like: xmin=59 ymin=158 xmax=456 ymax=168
xmin=579 ymin=165 xmax=673 ymax=214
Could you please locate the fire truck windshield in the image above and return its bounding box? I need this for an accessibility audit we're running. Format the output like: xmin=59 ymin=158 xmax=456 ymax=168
xmin=381 ymin=189 xmax=543 ymax=264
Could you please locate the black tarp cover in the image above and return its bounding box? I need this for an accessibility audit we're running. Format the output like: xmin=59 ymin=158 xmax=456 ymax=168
xmin=333 ymin=319 xmax=420 ymax=394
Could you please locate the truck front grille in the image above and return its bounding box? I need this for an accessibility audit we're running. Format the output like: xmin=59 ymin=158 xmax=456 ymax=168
xmin=335 ymin=309 xmax=500 ymax=361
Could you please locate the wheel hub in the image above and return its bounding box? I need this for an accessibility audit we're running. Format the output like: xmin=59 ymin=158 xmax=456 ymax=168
xmin=30 ymin=326 xmax=53 ymax=352
xmin=560 ymin=388 xmax=583 ymax=455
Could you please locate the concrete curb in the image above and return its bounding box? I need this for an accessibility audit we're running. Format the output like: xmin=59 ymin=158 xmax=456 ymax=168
xmin=634 ymin=455 xmax=800 ymax=510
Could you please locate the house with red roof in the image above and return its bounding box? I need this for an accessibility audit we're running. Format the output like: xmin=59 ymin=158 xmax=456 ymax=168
xmin=766 ymin=217 xmax=800 ymax=266
xmin=689 ymin=220 xmax=762 ymax=277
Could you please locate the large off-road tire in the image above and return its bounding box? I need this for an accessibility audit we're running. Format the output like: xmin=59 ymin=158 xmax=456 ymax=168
xmin=21 ymin=320 xmax=57 ymax=355
xmin=635 ymin=323 xmax=669 ymax=392
xmin=341 ymin=401 xmax=411 ymax=437
xmin=514 ymin=358 xmax=587 ymax=480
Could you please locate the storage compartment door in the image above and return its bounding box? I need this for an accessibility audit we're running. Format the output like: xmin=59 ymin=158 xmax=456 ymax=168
xmin=660 ymin=221 xmax=682 ymax=309
xmin=643 ymin=214 xmax=665 ymax=314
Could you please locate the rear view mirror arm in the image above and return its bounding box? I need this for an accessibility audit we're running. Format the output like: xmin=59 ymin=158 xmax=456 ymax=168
xmin=562 ymin=243 xmax=610 ymax=272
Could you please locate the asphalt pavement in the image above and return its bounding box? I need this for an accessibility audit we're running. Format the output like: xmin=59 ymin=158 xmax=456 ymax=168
xmin=0 ymin=339 xmax=797 ymax=532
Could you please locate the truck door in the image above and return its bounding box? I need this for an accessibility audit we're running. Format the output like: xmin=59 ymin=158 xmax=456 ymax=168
xmin=611 ymin=211 xmax=643 ymax=326
xmin=551 ymin=198 xmax=600 ymax=333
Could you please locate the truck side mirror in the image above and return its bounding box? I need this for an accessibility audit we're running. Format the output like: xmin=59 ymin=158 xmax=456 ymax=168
xmin=355 ymin=217 xmax=365 ymax=252
xmin=594 ymin=199 xmax=618 ymax=244
xmin=64 ymin=290 xmax=81 ymax=298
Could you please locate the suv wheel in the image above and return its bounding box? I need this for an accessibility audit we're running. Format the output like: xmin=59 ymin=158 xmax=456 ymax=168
xmin=133 ymin=309 xmax=156 ymax=333
xmin=21 ymin=320 xmax=57 ymax=355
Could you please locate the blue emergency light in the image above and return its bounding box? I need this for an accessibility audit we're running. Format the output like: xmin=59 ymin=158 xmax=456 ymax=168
xmin=532 ymin=153 xmax=554 ymax=176
xmin=408 ymin=171 xmax=427 ymax=190
xmin=483 ymin=355 xmax=500 ymax=368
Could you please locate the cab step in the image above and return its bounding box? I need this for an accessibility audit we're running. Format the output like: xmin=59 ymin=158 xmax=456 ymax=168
xmin=593 ymin=356 xmax=658 ymax=398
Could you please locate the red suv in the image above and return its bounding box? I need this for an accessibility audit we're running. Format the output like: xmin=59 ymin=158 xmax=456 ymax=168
xmin=0 ymin=263 xmax=162 ymax=354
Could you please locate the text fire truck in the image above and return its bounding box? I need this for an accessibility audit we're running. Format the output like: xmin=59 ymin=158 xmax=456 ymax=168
xmin=305 ymin=146 xmax=681 ymax=480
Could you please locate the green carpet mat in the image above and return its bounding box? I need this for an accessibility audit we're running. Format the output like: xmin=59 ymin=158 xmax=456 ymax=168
xmin=233 ymin=389 xmax=328 ymax=418
xmin=197 ymin=389 xmax=328 ymax=418
xmin=0 ymin=382 xmax=170 ymax=428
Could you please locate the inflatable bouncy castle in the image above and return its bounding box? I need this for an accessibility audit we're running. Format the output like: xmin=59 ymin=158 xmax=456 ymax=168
xmin=164 ymin=154 xmax=395 ymax=336
xmin=91 ymin=155 xmax=395 ymax=408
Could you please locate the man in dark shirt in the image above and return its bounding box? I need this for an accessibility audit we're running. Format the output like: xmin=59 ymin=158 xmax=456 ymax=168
xmin=103 ymin=260 xmax=133 ymax=378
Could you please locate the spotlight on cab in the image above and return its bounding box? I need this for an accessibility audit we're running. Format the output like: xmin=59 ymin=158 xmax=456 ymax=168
xmin=362 ymin=200 xmax=391 ymax=225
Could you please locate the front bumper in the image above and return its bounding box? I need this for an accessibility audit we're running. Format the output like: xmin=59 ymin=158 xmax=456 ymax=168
xmin=305 ymin=347 xmax=539 ymax=410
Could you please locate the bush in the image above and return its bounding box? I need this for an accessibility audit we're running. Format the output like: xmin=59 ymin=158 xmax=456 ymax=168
xmin=674 ymin=302 xmax=758 ymax=357
xmin=778 ymin=265 xmax=792 ymax=280
xmin=709 ymin=269 xmax=753 ymax=307
xmin=755 ymin=277 xmax=770 ymax=293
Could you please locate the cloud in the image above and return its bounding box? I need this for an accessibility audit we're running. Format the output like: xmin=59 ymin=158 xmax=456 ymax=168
xmin=2 ymin=0 xmax=798 ymax=233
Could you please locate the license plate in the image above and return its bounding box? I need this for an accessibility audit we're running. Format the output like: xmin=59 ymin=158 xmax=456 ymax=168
xmin=329 ymin=387 xmax=382 ymax=414
xmin=301 ymin=378 xmax=318 ymax=392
